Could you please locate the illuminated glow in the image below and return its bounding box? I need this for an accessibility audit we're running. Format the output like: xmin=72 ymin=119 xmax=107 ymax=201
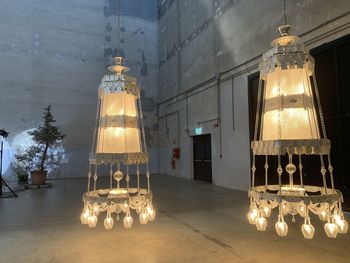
xmin=88 ymin=215 xmax=98 ymax=228
xmin=255 ymin=217 xmax=267 ymax=231
xmin=104 ymin=216 xmax=114 ymax=230
xmin=123 ymin=214 xmax=133 ymax=229
xmin=139 ymin=212 xmax=148 ymax=225
xmin=195 ymin=127 xmax=202 ymax=135
xmin=80 ymin=209 xmax=90 ymax=225
xmin=301 ymin=223 xmax=315 ymax=239
xmin=324 ymin=222 xmax=338 ymax=238
xmin=275 ymin=220 xmax=288 ymax=237
xmin=247 ymin=208 xmax=258 ymax=224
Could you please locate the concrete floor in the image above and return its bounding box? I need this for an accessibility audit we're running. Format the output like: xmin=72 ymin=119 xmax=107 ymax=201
xmin=0 ymin=175 xmax=349 ymax=263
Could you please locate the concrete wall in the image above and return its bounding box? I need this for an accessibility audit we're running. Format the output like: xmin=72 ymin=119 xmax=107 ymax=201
xmin=157 ymin=0 xmax=350 ymax=191
xmin=0 ymin=0 xmax=158 ymax=179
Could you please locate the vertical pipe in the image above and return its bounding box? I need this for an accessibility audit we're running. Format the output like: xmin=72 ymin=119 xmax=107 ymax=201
xmin=109 ymin=163 xmax=113 ymax=190
xmin=288 ymin=154 xmax=294 ymax=188
xmin=137 ymin=164 xmax=140 ymax=190
xmin=93 ymin=165 xmax=98 ymax=192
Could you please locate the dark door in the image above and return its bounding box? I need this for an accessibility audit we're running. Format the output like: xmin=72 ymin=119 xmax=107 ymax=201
xmin=193 ymin=134 xmax=212 ymax=183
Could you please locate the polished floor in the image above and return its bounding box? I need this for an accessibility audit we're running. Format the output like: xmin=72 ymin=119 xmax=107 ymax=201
xmin=1 ymin=175 xmax=349 ymax=263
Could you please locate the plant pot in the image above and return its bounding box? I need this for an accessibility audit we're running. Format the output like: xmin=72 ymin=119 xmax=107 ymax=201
xmin=31 ymin=170 xmax=47 ymax=185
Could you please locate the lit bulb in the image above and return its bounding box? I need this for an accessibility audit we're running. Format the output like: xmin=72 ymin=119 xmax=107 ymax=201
xmin=332 ymin=213 xmax=341 ymax=222
xmin=88 ymin=215 xmax=98 ymax=228
xmin=324 ymin=222 xmax=338 ymax=238
xmin=147 ymin=206 xmax=156 ymax=221
xmin=301 ymin=223 xmax=315 ymax=239
xmin=247 ymin=208 xmax=258 ymax=224
xmin=80 ymin=209 xmax=89 ymax=225
xmin=123 ymin=215 xmax=133 ymax=229
xmin=123 ymin=202 xmax=129 ymax=210
xmin=262 ymin=207 xmax=271 ymax=218
xmin=139 ymin=212 xmax=148 ymax=225
xmin=335 ymin=219 xmax=348 ymax=234
xmin=104 ymin=216 xmax=114 ymax=230
xmin=255 ymin=217 xmax=267 ymax=231
xmin=298 ymin=204 xmax=306 ymax=217
xmin=113 ymin=127 xmax=124 ymax=137
xmin=136 ymin=206 xmax=142 ymax=214
xmin=92 ymin=203 xmax=100 ymax=216
xmin=318 ymin=209 xmax=329 ymax=221
xmin=275 ymin=220 xmax=288 ymax=237
xmin=281 ymin=203 xmax=289 ymax=216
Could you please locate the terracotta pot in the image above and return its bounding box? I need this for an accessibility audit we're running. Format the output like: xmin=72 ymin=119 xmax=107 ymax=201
xmin=31 ymin=170 xmax=47 ymax=185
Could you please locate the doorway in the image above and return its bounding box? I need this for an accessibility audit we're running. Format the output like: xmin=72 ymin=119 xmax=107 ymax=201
xmin=193 ymin=134 xmax=212 ymax=183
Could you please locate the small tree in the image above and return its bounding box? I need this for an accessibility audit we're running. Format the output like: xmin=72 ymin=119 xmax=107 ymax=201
xmin=18 ymin=106 xmax=66 ymax=172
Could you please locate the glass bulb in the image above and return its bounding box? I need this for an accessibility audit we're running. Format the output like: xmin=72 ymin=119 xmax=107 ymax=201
xmin=147 ymin=206 xmax=156 ymax=221
xmin=104 ymin=216 xmax=114 ymax=230
xmin=139 ymin=212 xmax=148 ymax=225
xmin=262 ymin=207 xmax=271 ymax=218
xmin=92 ymin=203 xmax=100 ymax=216
xmin=88 ymin=215 xmax=98 ymax=228
xmin=123 ymin=215 xmax=133 ymax=229
xmin=324 ymin=222 xmax=338 ymax=238
xmin=281 ymin=203 xmax=289 ymax=216
xmin=275 ymin=221 xmax=288 ymax=237
xmin=301 ymin=223 xmax=315 ymax=239
xmin=80 ymin=210 xmax=89 ymax=225
xmin=123 ymin=202 xmax=129 ymax=210
xmin=335 ymin=219 xmax=348 ymax=234
xmin=255 ymin=217 xmax=267 ymax=231
xmin=136 ymin=206 xmax=142 ymax=214
xmin=298 ymin=204 xmax=306 ymax=217
xmin=247 ymin=208 xmax=258 ymax=224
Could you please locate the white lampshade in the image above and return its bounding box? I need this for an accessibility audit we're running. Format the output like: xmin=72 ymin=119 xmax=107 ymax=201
xmin=96 ymin=74 xmax=141 ymax=154
xmin=261 ymin=64 xmax=320 ymax=141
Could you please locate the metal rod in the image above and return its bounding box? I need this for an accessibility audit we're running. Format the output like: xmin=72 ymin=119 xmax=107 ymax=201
xmin=251 ymin=154 xmax=256 ymax=187
xmin=320 ymin=154 xmax=328 ymax=194
xmin=264 ymin=155 xmax=268 ymax=189
xmin=298 ymin=154 xmax=304 ymax=188
xmin=278 ymin=154 xmax=282 ymax=192
xmin=288 ymin=154 xmax=294 ymax=188
xmin=327 ymin=154 xmax=335 ymax=190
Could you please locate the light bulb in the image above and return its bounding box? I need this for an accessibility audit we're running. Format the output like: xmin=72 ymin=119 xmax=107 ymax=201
xmin=139 ymin=212 xmax=148 ymax=225
xmin=136 ymin=206 xmax=142 ymax=214
xmin=301 ymin=223 xmax=315 ymax=239
xmin=88 ymin=215 xmax=98 ymax=228
xmin=123 ymin=202 xmax=129 ymax=210
xmin=318 ymin=204 xmax=329 ymax=221
xmin=255 ymin=217 xmax=267 ymax=231
xmin=281 ymin=203 xmax=289 ymax=216
xmin=332 ymin=213 xmax=341 ymax=222
xmin=147 ymin=206 xmax=156 ymax=221
xmin=297 ymin=204 xmax=306 ymax=217
xmin=104 ymin=216 xmax=114 ymax=230
xmin=80 ymin=210 xmax=89 ymax=225
xmin=262 ymin=207 xmax=271 ymax=218
xmin=335 ymin=219 xmax=348 ymax=234
xmin=324 ymin=222 xmax=338 ymax=238
xmin=123 ymin=215 xmax=133 ymax=229
xmin=247 ymin=208 xmax=258 ymax=224
xmin=275 ymin=220 xmax=288 ymax=237
xmin=92 ymin=203 xmax=100 ymax=216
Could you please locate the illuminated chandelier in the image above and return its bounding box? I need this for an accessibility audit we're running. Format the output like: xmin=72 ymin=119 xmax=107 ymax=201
xmin=80 ymin=0 xmax=155 ymax=230
xmin=247 ymin=24 xmax=348 ymax=239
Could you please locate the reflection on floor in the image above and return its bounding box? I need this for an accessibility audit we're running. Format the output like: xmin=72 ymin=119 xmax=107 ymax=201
xmin=0 ymin=175 xmax=349 ymax=263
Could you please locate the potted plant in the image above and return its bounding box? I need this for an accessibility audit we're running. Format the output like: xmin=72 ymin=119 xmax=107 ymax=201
xmin=13 ymin=154 xmax=29 ymax=185
xmin=17 ymin=106 xmax=65 ymax=185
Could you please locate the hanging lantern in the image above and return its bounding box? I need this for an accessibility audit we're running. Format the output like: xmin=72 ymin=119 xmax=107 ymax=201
xmin=80 ymin=56 xmax=155 ymax=230
xmin=248 ymin=25 xmax=347 ymax=239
